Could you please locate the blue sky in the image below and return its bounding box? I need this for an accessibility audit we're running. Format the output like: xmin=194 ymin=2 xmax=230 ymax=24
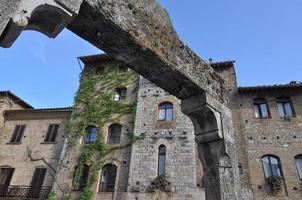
xmin=0 ymin=0 xmax=301 ymax=108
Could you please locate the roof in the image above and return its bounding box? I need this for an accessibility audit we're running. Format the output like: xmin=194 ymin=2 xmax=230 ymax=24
xmin=210 ymin=60 xmax=235 ymax=69
xmin=4 ymin=107 xmax=72 ymax=120
xmin=0 ymin=91 xmax=33 ymax=109
xmin=5 ymin=107 xmax=72 ymax=113
xmin=7 ymin=107 xmax=73 ymax=112
xmin=79 ymin=54 xmax=113 ymax=64
xmin=238 ymin=82 xmax=302 ymax=94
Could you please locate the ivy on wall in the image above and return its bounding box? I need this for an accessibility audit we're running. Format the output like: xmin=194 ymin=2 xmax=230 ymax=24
xmin=63 ymin=63 xmax=139 ymax=200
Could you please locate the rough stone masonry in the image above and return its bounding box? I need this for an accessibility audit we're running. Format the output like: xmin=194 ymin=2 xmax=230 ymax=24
xmin=0 ymin=0 xmax=245 ymax=199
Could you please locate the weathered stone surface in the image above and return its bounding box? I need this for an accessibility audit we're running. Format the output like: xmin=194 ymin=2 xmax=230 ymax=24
xmin=67 ymin=0 xmax=227 ymax=102
xmin=0 ymin=1 xmax=242 ymax=200
xmin=0 ymin=0 xmax=81 ymax=47
xmin=128 ymin=76 xmax=205 ymax=199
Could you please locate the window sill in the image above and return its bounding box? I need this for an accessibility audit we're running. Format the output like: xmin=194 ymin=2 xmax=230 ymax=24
xmin=255 ymin=117 xmax=271 ymax=119
xmin=98 ymin=191 xmax=114 ymax=193
xmin=157 ymin=120 xmax=173 ymax=123
xmin=41 ymin=142 xmax=57 ymax=144
xmin=107 ymin=143 xmax=121 ymax=146
xmin=6 ymin=142 xmax=22 ymax=145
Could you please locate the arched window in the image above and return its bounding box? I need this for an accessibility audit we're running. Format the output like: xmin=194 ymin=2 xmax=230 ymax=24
xmin=158 ymin=145 xmax=166 ymax=176
xmin=99 ymin=164 xmax=117 ymax=192
xmin=84 ymin=126 xmax=97 ymax=144
xmin=261 ymin=155 xmax=282 ymax=179
xmin=107 ymin=124 xmax=122 ymax=144
xmin=159 ymin=102 xmax=173 ymax=121
xmin=277 ymin=97 xmax=294 ymax=117
xmin=253 ymin=98 xmax=269 ymax=118
xmin=113 ymin=87 xmax=127 ymax=101
xmin=295 ymin=155 xmax=302 ymax=180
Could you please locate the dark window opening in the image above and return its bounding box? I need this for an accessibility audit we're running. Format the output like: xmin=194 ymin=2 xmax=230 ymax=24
xmin=295 ymin=155 xmax=302 ymax=180
xmin=44 ymin=124 xmax=59 ymax=143
xmin=277 ymin=98 xmax=294 ymax=117
xmin=253 ymin=98 xmax=270 ymax=118
xmin=114 ymin=87 xmax=127 ymax=101
xmin=261 ymin=155 xmax=282 ymax=179
xmin=99 ymin=164 xmax=117 ymax=192
xmin=9 ymin=125 xmax=26 ymax=143
xmin=158 ymin=145 xmax=166 ymax=176
xmin=28 ymin=168 xmax=47 ymax=198
xmin=79 ymin=165 xmax=89 ymax=190
xmin=107 ymin=124 xmax=121 ymax=144
xmin=119 ymin=66 xmax=128 ymax=73
xmin=238 ymin=163 xmax=243 ymax=175
xmin=84 ymin=126 xmax=97 ymax=144
xmin=159 ymin=102 xmax=173 ymax=121
xmin=0 ymin=167 xmax=15 ymax=197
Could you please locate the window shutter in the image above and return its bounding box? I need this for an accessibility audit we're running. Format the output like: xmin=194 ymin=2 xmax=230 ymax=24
xmin=10 ymin=126 xmax=20 ymax=143
xmin=120 ymin=89 xmax=127 ymax=100
xmin=44 ymin=125 xmax=52 ymax=142
xmin=50 ymin=125 xmax=59 ymax=142
xmin=28 ymin=168 xmax=47 ymax=198
xmin=10 ymin=125 xmax=25 ymax=143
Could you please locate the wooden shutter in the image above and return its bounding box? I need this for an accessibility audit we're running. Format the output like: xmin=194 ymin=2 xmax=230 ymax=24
xmin=120 ymin=88 xmax=127 ymax=100
xmin=0 ymin=168 xmax=14 ymax=197
xmin=50 ymin=125 xmax=59 ymax=142
xmin=28 ymin=168 xmax=47 ymax=198
xmin=45 ymin=124 xmax=59 ymax=142
xmin=10 ymin=125 xmax=25 ymax=143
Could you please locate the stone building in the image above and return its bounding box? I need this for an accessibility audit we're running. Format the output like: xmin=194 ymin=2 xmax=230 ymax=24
xmin=0 ymin=54 xmax=301 ymax=200
xmin=0 ymin=91 xmax=71 ymax=199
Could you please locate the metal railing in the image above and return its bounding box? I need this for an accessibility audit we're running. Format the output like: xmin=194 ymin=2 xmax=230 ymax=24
xmin=0 ymin=185 xmax=51 ymax=199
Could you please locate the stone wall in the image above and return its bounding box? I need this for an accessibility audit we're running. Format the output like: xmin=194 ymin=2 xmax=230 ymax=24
xmin=238 ymin=90 xmax=302 ymax=200
xmin=53 ymin=61 xmax=139 ymax=200
xmin=127 ymin=76 xmax=205 ymax=200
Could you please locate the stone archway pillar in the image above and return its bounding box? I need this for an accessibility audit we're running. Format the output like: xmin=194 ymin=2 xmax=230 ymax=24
xmin=181 ymin=93 xmax=241 ymax=200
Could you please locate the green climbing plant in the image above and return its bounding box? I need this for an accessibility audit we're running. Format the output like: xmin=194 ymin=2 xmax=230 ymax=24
xmin=66 ymin=63 xmax=139 ymax=199
xmin=47 ymin=192 xmax=57 ymax=200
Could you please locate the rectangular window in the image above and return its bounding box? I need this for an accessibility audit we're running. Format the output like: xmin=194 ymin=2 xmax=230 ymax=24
xmin=28 ymin=168 xmax=47 ymax=198
xmin=9 ymin=125 xmax=26 ymax=143
xmin=0 ymin=167 xmax=15 ymax=197
xmin=44 ymin=124 xmax=59 ymax=143
xmin=120 ymin=89 xmax=127 ymax=100
xmin=253 ymin=103 xmax=269 ymax=118
xmin=277 ymin=101 xmax=294 ymax=117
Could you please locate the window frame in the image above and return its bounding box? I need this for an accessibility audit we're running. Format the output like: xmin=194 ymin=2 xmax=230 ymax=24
xmin=158 ymin=102 xmax=173 ymax=122
xmin=261 ymin=155 xmax=283 ymax=179
xmin=113 ymin=87 xmax=127 ymax=101
xmin=295 ymin=155 xmax=302 ymax=180
xmin=0 ymin=166 xmax=15 ymax=185
xmin=99 ymin=164 xmax=117 ymax=192
xmin=253 ymin=98 xmax=270 ymax=119
xmin=107 ymin=124 xmax=122 ymax=144
xmin=158 ymin=145 xmax=166 ymax=176
xmin=73 ymin=165 xmax=90 ymax=191
xmin=43 ymin=124 xmax=60 ymax=143
xmin=9 ymin=125 xmax=26 ymax=144
xmin=84 ymin=126 xmax=97 ymax=144
xmin=276 ymin=98 xmax=295 ymax=118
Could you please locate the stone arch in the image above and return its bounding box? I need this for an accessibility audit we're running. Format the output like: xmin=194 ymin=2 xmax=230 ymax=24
xmin=24 ymin=4 xmax=71 ymax=38
xmin=0 ymin=1 xmax=243 ymax=199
